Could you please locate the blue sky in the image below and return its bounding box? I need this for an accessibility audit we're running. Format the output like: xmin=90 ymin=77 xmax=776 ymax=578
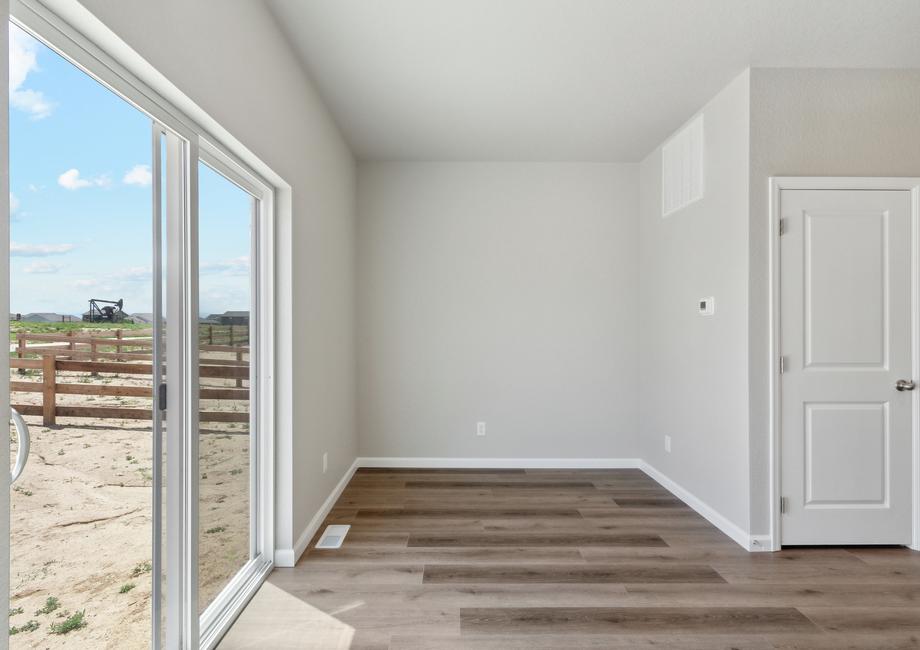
xmin=9 ymin=23 xmax=251 ymax=318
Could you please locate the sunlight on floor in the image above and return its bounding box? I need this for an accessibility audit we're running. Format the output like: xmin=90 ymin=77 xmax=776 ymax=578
xmin=218 ymin=582 xmax=356 ymax=649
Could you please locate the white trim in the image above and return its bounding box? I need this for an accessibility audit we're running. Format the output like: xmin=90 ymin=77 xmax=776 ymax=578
xmin=150 ymin=124 xmax=165 ymax=649
xmin=196 ymin=148 xmax=276 ymax=647
xmin=286 ymin=455 xmax=774 ymax=566
xmin=768 ymin=177 xmax=920 ymax=552
xmin=275 ymin=458 xmax=360 ymax=568
xmin=163 ymin=130 xmax=198 ymax=648
xmin=357 ymin=457 xmax=642 ymax=469
xmin=0 ymin=4 xmax=11 ymax=648
xmin=199 ymin=558 xmax=272 ymax=650
xmin=748 ymin=535 xmax=774 ymax=552
xmin=914 ymin=185 xmax=920 ymax=552
xmin=640 ymin=461 xmax=755 ymax=551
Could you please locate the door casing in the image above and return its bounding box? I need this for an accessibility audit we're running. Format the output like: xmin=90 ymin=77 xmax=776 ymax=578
xmin=768 ymin=177 xmax=920 ymax=552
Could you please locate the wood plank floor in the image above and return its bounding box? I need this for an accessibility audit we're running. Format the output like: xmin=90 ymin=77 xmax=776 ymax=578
xmin=218 ymin=469 xmax=920 ymax=649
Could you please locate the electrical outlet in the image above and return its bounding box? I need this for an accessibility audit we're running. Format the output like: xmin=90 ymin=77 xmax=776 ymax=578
xmin=664 ymin=435 xmax=672 ymax=453
xmin=323 ymin=452 xmax=328 ymax=473
xmin=477 ymin=421 xmax=486 ymax=436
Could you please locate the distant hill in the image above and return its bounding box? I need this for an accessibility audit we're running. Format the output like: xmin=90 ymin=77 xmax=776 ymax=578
xmin=19 ymin=312 xmax=80 ymax=323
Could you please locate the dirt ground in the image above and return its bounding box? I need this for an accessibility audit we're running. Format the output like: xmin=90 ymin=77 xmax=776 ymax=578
xmin=8 ymin=370 xmax=250 ymax=648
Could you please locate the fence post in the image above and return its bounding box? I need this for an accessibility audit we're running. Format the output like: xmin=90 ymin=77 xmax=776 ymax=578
xmin=208 ymin=325 xmax=213 ymax=345
xmin=17 ymin=333 xmax=25 ymax=375
xmin=115 ymin=329 xmax=123 ymax=362
xmin=90 ymin=339 xmax=98 ymax=377
xmin=67 ymin=330 xmax=75 ymax=357
xmin=236 ymin=349 xmax=244 ymax=388
xmin=42 ymin=354 xmax=56 ymax=426
xmin=229 ymin=325 xmax=235 ymax=347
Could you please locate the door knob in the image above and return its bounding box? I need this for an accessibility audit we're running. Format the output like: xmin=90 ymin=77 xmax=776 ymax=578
xmin=896 ymin=379 xmax=916 ymax=392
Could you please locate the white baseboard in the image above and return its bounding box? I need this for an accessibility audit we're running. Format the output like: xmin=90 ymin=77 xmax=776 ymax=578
xmin=279 ymin=456 xmax=764 ymax=565
xmin=356 ymin=457 xmax=642 ymax=469
xmin=748 ymin=535 xmax=776 ymax=552
xmin=639 ymin=461 xmax=754 ymax=551
xmin=274 ymin=458 xmax=359 ymax=568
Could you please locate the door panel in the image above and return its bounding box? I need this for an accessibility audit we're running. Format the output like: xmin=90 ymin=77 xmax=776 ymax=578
xmin=196 ymin=160 xmax=254 ymax=615
xmin=804 ymin=210 xmax=886 ymax=367
xmin=781 ymin=188 xmax=913 ymax=545
xmin=8 ymin=21 xmax=159 ymax=647
xmin=805 ymin=402 xmax=886 ymax=504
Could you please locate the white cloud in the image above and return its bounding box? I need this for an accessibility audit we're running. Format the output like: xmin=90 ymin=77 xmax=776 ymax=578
xmin=121 ymin=266 xmax=151 ymax=281
xmin=9 ymin=25 xmax=38 ymax=91
xmin=9 ymin=25 xmax=54 ymax=120
xmin=58 ymin=168 xmax=111 ymax=190
xmin=11 ymin=88 xmax=54 ymax=120
xmin=200 ymin=256 xmax=250 ymax=276
xmin=11 ymin=241 xmax=75 ymax=257
xmin=123 ymin=164 xmax=152 ymax=187
xmin=10 ymin=193 xmax=19 ymax=213
xmin=23 ymin=261 xmax=63 ymax=274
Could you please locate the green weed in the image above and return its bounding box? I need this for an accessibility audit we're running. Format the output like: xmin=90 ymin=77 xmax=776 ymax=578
xmin=49 ymin=610 xmax=86 ymax=635
xmin=35 ymin=596 xmax=60 ymax=615
xmin=10 ymin=620 xmax=39 ymax=634
xmin=131 ymin=561 xmax=152 ymax=578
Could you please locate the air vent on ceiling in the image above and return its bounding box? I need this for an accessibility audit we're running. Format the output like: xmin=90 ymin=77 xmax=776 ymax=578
xmin=661 ymin=113 xmax=704 ymax=217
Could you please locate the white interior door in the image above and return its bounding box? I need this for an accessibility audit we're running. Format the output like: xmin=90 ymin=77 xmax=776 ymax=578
xmin=780 ymin=188 xmax=914 ymax=545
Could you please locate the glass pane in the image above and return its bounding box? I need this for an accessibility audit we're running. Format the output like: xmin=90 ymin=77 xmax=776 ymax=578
xmin=9 ymin=21 xmax=155 ymax=647
xmin=197 ymin=161 xmax=253 ymax=614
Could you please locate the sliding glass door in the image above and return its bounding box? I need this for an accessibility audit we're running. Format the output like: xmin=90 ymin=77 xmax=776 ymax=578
xmin=197 ymin=159 xmax=254 ymax=614
xmin=6 ymin=4 xmax=275 ymax=649
xmin=7 ymin=20 xmax=161 ymax=648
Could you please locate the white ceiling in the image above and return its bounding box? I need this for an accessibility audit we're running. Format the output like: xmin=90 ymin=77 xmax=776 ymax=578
xmin=266 ymin=0 xmax=920 ymax=162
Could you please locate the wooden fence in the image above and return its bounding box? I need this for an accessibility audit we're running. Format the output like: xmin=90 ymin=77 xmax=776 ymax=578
xmin=11 ymin=329 xmax=250 ymax=426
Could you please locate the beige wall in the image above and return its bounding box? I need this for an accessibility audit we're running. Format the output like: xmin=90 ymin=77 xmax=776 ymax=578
xmin=357 ymin=162 xmax=640 ymax=460
xmin=638 ymin=70 xmax=751 ymax=533
xmin=748 ymin=68 xmax=920 ymax=534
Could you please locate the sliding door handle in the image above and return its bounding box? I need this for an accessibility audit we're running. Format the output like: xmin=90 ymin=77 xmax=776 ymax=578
xmin=10 ymin=408 xmax=30 ymax=485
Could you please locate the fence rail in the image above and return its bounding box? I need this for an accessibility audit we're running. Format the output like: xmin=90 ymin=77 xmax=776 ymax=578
xmin=10 ymin=343 xmax=250 ymax=425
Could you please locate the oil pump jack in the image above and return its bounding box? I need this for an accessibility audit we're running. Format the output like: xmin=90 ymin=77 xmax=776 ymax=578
xmin=83 ymin=298 xmax=127 ymax=323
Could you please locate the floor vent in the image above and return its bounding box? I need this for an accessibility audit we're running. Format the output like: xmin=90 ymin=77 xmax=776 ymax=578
xmin=315 ymin=524 xmax=350 ymax=549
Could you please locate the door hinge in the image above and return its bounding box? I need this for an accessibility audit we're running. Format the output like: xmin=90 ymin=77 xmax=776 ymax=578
xmin=157 ymin=383 xmax=167 ymax=411
xmin=780 ymin=496 xmax=789 ymax=514
xmin=779 ymin=356 xmax=787 ymax=374
xmin=779 ymin=218 xmax=788 ymax=236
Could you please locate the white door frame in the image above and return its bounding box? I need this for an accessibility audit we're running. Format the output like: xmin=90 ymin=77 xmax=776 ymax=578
xmin=768 ymin=176 xmax=920 ymax=552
